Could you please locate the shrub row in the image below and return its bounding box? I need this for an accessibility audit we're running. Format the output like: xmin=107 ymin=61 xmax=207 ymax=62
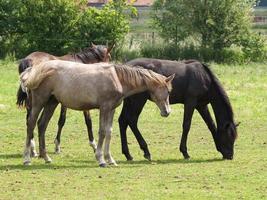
xmin=0 ymin=0 xmax=135 ymax=59
xmin=115 ymin=41 xmax=267 ymax=64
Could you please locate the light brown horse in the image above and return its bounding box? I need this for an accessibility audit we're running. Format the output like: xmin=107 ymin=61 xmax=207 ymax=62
xmin=20 ymin=60 xmax=174 ymax=167
xmin=17 ymin=44 xmax=113 ymax=156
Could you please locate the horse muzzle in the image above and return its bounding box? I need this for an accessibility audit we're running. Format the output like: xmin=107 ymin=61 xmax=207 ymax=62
xmin=222 ymin=151 xmax=234 ymax=160
xmin=161 ymin=110 xmax=170 ymax=117
xmin=223 ymin=155 xmax=233 ymax=160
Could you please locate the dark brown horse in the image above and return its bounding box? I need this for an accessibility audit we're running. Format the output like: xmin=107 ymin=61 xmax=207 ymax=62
xmin=16 ymin=44 xmax=113 ymax=156
xmin=118 ymin=58 xmax=238 ymax=161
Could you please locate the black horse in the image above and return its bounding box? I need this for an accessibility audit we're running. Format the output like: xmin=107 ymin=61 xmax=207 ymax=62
xmin=119 ymin=58 xmax=238 ymax=161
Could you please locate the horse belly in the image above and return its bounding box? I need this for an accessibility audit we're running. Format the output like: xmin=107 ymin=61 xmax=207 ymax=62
xmin=52 ymin=85 xmax=100 ymax=110
xmin=51 ymin=69 xmax=120 ymax=110
xmin=56 ymin=94 xmax=99 ymax=110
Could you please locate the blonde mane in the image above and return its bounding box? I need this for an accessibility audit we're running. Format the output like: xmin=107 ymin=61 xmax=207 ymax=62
xmin=114 ymin=64 xmax=172 ymax=91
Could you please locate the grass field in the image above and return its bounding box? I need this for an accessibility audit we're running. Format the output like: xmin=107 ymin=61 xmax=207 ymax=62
xmin=0 ymin=60 xmax=266 ymax=199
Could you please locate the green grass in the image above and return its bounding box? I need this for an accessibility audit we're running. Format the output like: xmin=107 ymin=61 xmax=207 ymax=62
xmin=0 ymin=60 xmax=266 ymax=199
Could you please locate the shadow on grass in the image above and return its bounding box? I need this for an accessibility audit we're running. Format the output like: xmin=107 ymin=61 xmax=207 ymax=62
xmin=0 ymin=163 xmax=101 ymax=171
xmin=0 ymin=153 xmax=22 ymax=159
xmin=0 ymin=158 xmax=142 ymax=171
xmin=0 ymin=153 xmax=223 ymax=171
xmin=118 ymin=158 xmax=224 ymax=165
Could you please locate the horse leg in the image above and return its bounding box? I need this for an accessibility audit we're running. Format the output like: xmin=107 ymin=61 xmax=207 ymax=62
xmin=118 ymin=100 xmax=133 ymax=161
xmin=54 ymin=105 xmax=66 ymax=154
xmin=24 ymin=99 xmax=43 ymax=165
xmin=95 ymin=108 xmax=116 ymax=167
xmin=179 ymin=98 xmax=196 ymax=159
xmin=38 ymin=98 xmax=58 ymax=163
xmin=128 ymin=115 xmax=151 ymax=161
xmin=103 ymin=109 xmax=117 ymax=166
xmin=196 ymin=105 xmax=220 ymax=152
xmin=83 ymin=110 xmax=96 ymax=152
xmin=118 ymin=94 xmax=149 ymax=161
xmin=25 ymin=92 xmax=38 ymax=157
xmin=95 ymin=108 xmax=108 ymax=167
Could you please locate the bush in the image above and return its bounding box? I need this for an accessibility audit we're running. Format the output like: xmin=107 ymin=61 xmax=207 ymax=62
xmin=0 ymin=0 xmax=135 ymax=58
xmin=241 ymin=33 xmax=267 ymax=62
xmin=150 ymin=0 xmax=267 ymax=63
xmin=138 ymin=43 xmax=250 ymax=64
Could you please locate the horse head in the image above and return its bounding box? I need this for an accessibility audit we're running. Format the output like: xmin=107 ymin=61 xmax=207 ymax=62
xmin=91 ymin=42 xmax=114 ymax=62
xmin=217 ymin=121 xmax=238 ymax=160
xmin=148 ymin=74 xmax=175 ymax=117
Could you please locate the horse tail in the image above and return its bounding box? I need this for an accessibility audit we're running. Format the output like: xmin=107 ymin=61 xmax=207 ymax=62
xmin=20 ymin=63 xmax=55 ymax=90
xmin=16 ymin=59 xmax=33 ymax=107
xmin=18 ymin=58 xmax=32 ymax=74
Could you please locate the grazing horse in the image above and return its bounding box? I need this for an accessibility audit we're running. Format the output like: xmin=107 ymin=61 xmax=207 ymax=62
xmin=118 ymin=58 xmax=238 ymax=161
xmin=20 ymin=60 xmax=174 ymax=167
xmin=16 ymin=44 xmax=113 ymax=156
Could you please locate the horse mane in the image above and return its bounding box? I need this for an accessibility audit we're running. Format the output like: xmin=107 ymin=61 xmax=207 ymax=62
xmin=202 ymin=63 xmax=237 ymax=138
xmin=114 ymin=64 xmax=172 ymax=91
xmin=73 ymin=45 xmax=107 ymax=63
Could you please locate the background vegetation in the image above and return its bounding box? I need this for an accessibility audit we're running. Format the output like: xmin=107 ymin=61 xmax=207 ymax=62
xmin=0 ymin=0 xmax=135 ymax=58
xmin=1 ymin=0 xmax=267 ymax=63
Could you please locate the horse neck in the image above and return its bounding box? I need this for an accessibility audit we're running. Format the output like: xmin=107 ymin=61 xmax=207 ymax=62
xmin=210 ymin=85 xmax=234 ymax=129
xmin=58 ymin=54 xmax=79 ymax=62
xmin=115 ymin=67 xmax=153 ymax=97
xmin=74 ymin=49 xmax=102 ymax=64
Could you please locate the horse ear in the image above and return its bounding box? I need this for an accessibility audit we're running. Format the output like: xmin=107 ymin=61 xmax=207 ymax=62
xmin=91 ymin=42 xmax=97 ymax=48
xmin=165 ymin=74 xmax=175 ymax=83
xmin=107 ymin=43 xmax=115 ymax=53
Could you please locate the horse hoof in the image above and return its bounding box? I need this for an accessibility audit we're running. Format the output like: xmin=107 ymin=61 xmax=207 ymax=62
xmin=45 ymin=157 xmax=52 ymax=163
xmin=109 ymin=162 xmax=118 ymax=166
xmin=144 ymin=154 xmax=151 ymax=161
xmin=181 ymin=151 xmax=190 ymax=159
xmin=54 ymin=150 xmax=61 ymax=154
xmin=24 ymin=161 xmax=31 ymax=166
xmin=99 ymin=163 xmax=107 ymax=168
xmin=126 ymin=155 xmax=133 ymax=161
xmin=31 ymin=151 xmax=38 ymax=158
xmin=183 ymin=155 xmax=190 ymax=160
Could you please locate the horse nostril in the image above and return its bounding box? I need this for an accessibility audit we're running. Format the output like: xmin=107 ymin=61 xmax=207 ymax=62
xmin=161 ymin=111 xmax=169 ymax=117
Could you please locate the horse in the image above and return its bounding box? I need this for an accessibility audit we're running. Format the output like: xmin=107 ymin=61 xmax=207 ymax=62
xmin=20 ymin=60 xmax=174 ymax=167
xmin=16 ymin=43 xmax=113 ymax=156
xmin=117 ymin=58 xmax=238 ymax=161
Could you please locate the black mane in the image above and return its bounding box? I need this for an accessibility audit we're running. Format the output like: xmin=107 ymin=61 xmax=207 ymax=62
xmin=202 ymin=63 xmax=234 ymax=122
xmin=74 ymin=45 xmax=107 ymax=63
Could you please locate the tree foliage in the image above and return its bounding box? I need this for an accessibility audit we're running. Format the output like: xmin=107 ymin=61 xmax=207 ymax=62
xmin=0 ymin=0 xmax=135 ymax=58
xmin=151 ymin=0 xmax=265 ymax=61
xmin=74 ymin=0 xmax=136 ymax=49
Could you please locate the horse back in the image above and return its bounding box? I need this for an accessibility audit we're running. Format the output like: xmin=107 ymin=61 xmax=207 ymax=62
xmin=39 ymin=61 xmax=123 ymax=110
xmin=25 ymin=51 xmax=58 ymax=66
xmin=127 ymin=58 xmax=212 ymax=104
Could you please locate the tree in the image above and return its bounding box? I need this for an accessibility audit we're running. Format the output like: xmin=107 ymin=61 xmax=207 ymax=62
xmin=74 ymin=0 xmax=136 ymax=49
xmin=0 ymin=0 xmax=135 ymax=58
xmin=151 ymin=0 xmax=262 ymax=56
xmin=0 ymin=0 xmax=24 ymax=57
xmin=20 ymin=0 xmax=80 ymax=55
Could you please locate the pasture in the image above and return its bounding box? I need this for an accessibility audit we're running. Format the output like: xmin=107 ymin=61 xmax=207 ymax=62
xmin=0 ymin=60 xmax=266 ymax=199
